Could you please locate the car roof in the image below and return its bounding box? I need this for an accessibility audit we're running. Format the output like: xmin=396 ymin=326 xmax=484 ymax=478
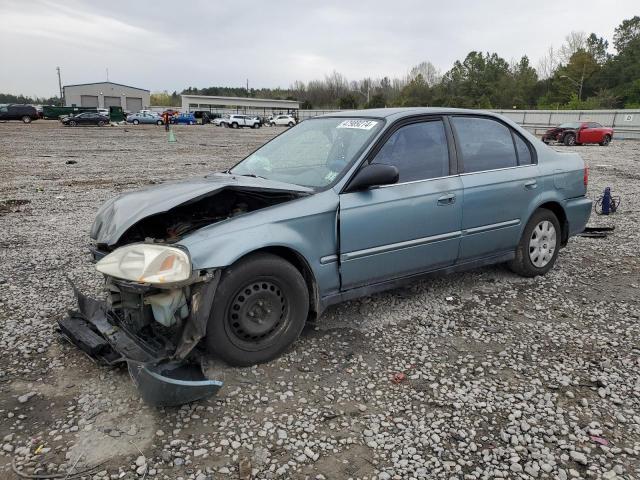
xmin=318 ymin=107 xmax=504 ymax=121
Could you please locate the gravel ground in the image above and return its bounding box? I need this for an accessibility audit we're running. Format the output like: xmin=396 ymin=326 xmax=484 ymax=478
xmin=0 ymin=121 xmax=638 ymax=480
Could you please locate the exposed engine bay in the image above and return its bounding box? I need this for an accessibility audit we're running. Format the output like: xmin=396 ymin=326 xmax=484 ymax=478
xmin=102 ymin=187 xmax=304 ymax=250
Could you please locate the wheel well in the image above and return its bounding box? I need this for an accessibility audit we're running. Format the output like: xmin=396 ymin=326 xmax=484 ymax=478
xmin=235 ymin=246 xmax=320 ymax=322
xmin=536 ymin=202 xmax=568 ymax=246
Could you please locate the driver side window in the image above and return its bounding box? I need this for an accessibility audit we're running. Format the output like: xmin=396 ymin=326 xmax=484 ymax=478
xmin=371 ymin=120 xmax=449 ymax=182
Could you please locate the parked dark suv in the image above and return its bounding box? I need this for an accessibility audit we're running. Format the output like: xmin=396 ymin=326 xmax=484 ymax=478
xmin=0 ymin=104 xmax=39 ymax=123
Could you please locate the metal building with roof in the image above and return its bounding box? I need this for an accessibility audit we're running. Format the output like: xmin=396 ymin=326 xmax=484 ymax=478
xmin=181 ymin=94 xmax=299 ymax=116
xmin=63 ymin=82 xmax=150 ymax=112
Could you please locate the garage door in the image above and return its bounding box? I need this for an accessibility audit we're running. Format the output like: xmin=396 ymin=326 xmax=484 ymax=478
xmin=104 ymin=96 xmax=121 ymax=107
xmin=80 ymin=95 xmax=98 ymax=107
xmin=126 ymin=97 xmax=143 ymax=113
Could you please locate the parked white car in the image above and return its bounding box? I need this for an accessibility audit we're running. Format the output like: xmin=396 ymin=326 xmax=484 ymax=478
xmin=270 ymin=114 xmax=297 ymax=127
xmin=97 ymin=108 xmax=110 ymax=118
xmin=220 ymin=114 xmax=261 ymax=129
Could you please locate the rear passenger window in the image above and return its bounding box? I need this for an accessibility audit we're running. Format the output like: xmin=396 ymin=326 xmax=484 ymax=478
xmin=371 ymin=120 xmax=449 ymax=182
xmin=513 ymin=134 xmax=533 ymax=165
xmin=451 ymin=117 xmax=517 ymax=172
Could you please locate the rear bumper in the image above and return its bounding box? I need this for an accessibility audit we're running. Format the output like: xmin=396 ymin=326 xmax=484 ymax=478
xmin=564 ymin=196 xmax=592 ymax=236
xmin=58 ymin=277 xmax=223 ymax=406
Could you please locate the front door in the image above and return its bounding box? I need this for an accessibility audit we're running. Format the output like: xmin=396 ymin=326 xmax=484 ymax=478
xmin=339 ymin=118 xmax=463 ymax=289
xmin=449 ymin=115 xmax=539 ymax=260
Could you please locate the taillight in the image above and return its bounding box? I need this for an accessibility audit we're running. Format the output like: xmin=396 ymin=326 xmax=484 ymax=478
xmin=583 ymin=166 xmax=589 ymax=186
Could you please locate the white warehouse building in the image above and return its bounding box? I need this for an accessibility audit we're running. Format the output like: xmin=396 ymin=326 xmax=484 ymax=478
xmin=63 ymin=82 xmax=150 ymax=112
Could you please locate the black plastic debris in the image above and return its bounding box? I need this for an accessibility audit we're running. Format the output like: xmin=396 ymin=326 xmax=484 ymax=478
xmin=579 ymin=226 xmax=615 ymax=238
xmin=127 ymin=361 xmax=223 ymax=407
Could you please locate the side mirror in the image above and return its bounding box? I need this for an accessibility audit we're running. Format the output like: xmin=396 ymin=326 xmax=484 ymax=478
xmin=346 ymin=164 xmax=399 ymax=192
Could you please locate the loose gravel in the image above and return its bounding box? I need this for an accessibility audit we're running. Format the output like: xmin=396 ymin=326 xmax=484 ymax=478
xmin=0 ymin=121 xmax=638 ymax=479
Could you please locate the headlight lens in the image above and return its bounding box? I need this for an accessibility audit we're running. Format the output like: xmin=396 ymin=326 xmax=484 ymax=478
xmin=96 ymin=244 xmax=191 ymax=284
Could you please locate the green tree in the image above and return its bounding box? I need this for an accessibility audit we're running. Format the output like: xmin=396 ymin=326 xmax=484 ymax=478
xmin=586 ymin=33 xmax=610 ymax=64
xmin=613 ymin=16 xmax=640 ymax=53
xmin=366 ymin=93 xmax=386 ymax=108
xmin=398 ymin=74 xmax=432 ymax=106
xmin=338 ymin=94 xmax=358 ymax=109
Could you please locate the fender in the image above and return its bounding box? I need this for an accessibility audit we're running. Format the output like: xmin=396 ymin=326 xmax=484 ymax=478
xmin=178 ymin=192 xmax=341 ymax=297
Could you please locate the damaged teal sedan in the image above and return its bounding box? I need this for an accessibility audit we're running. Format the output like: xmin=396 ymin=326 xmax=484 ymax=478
xmin=60 ymin=108 xmax=592 ymax=405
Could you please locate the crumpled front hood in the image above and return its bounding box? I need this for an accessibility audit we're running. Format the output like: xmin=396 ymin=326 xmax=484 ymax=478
xmin=91 ymin=173 xmax=311 ymax=246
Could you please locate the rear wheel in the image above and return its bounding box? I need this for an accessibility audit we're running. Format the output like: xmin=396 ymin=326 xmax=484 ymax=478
xmin=563 ymin=133 xmax=576 ymax=146
xmin=98 ymin=120 xmax=105 ymax=127
xmin=288 ymin=121 xmax=294 ymax=127
xmin=231 ymin=122 xmax=239 ymax=129
xmin=508 ymin=208 xmax=560 ymax=277
xmin=157 ymin=120 xmax=163 ymax=125
xmin=206 ymin=253 xmax=309 ymax=366
xmin=599 ymin=134 xmax=611 ymax=146
xmin=22 ymin=116 xmax=32 ymax=124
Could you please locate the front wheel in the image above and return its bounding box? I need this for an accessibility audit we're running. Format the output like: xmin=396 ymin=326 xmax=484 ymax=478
xmin=508 ymin=208 xmax=560 ymax=277
xmin=69 ymin=120 xmax=77 ymax=127
xmin=98 ymin=120 xmax=105 ymax=127
xmin=22 ymin=116 xmax=32 ymax=124
xmin=288 ymin=121 xmax=294 ymax=127
xmin=206 ymin=253 xmax=309 ymax=366
xmin=133 ymin=119 xmax=139 ymax=125
xmin=563 ymin=133 xmax=576 ymax=146
xmin=599 ymin=134 xmax=611 ymax=146
xmin=157 ymin=120 xmax=163 ymax=125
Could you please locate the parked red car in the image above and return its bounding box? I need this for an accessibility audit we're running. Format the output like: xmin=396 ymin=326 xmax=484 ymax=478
xmin=542 ymin=122 xmax=613 ymax=146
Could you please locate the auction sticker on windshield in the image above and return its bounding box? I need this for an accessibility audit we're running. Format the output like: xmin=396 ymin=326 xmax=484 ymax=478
xmin=337 ymin=119 xmax=378 ymax=130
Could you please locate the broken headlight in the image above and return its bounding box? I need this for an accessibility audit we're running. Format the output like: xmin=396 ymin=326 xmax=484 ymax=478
xmin=96 ymin=244 xmax=191 ymax=285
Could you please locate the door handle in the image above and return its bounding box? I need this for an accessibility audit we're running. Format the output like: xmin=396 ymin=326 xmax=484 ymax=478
xmin=437 ymin=193 xmax=456 ymax=205
xmin=524 ymin=180 xmax=537 ymax=190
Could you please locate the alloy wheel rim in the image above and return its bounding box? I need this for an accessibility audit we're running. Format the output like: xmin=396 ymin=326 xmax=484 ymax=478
xmin=529 ymin=220 xmax=557 ymax=268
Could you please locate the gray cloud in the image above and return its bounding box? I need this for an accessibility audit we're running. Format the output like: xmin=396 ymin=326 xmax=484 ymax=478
xmin=0 ymin=0 xmax=637 ymax=96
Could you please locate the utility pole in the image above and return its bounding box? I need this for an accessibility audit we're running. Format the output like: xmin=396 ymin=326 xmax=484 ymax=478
xmin=246 ymin=79 xmax=249 ymax=97
xmin=106 ymin=68 xmax=109 ymax=82
xmin=56 ymin=66 xmax=64 ymax=106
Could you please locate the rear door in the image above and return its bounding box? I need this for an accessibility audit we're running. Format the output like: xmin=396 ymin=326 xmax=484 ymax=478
xmin=339 ymin=117 xmax=463 ymax=289
xmin=449 ymin=115 xmax=538 ymax=261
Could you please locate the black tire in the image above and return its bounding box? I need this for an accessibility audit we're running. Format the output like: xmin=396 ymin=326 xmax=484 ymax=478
xmin=508 ymin=208 xmax=561 ymax=278
xmin=69 ymin=120 xmax=77 ymax=127
xmin=22 ymin=116 xmax=32 ymax=124
xmin=133 ymin=119 xmax=139 ymax=125
xmin=206 ymin=253 xmax=309 ymax=366
xmin=288 ymin=121 xmax=294 ymax=127
xmin=97 ymin=120 xmax=105 ymax=127
xmin=231 ymin=122 xmax=239 ymax=129
xmin=157 ymin=120 xmax=163 ymax=126
xmin=563 ymin=133 xmax=576 ymax=146
xmin=599 ymin=134 xmax=611 ymax=146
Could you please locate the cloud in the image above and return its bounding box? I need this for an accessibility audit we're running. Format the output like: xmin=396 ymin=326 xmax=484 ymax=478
xmin=0 ymin=0 xmax=638 ymax=97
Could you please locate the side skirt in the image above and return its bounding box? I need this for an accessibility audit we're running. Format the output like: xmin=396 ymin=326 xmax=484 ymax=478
xmin=320 ymin=251 xmax=515 ymax=311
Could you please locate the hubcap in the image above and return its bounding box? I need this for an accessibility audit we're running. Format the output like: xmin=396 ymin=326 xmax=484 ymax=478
xmin=227 ymin=281 xmax=288 ymax=349
xmin=529 ymin=220 xmax=557 ymax=268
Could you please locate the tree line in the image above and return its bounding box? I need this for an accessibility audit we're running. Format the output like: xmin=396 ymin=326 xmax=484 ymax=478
xmin=3 ymin=16 xmax=638 ymax=111
xmin=166 ymin=16 xmax=639 ymax=111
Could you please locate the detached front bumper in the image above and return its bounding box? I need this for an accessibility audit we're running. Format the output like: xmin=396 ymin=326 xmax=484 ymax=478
xmin=58 ymin=275 xmax=223 ymax=407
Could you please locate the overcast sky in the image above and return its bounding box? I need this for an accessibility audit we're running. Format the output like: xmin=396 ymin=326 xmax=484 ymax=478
xmin=1 ymin=0 xmax=637 ymax=97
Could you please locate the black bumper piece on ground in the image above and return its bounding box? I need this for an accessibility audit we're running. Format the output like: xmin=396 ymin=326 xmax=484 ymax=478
xmin=58 ymin=281 xmax=222 ymax=407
